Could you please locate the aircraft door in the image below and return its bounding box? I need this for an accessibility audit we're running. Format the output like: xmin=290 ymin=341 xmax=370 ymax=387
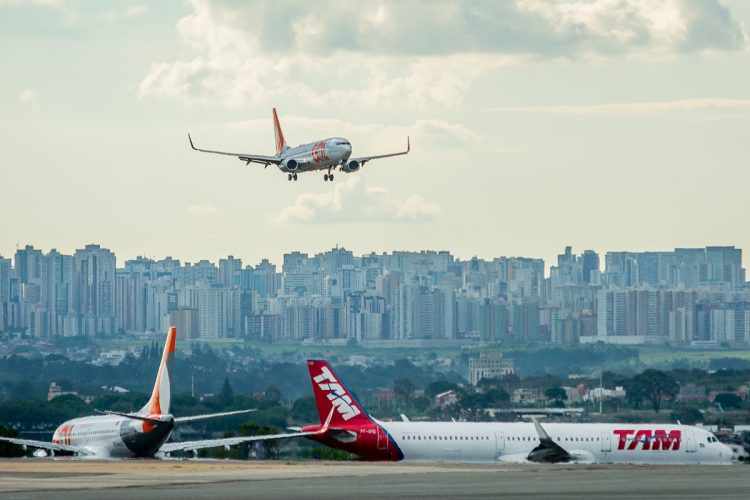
xmin=376 ymin=426 xmax=389 ymax=451
xmin=685 ymin=430 xmax=697 ymax=453
xmin=600 ymin=431 xmax=612 ymax=452
xmin=495 ymin=432 xmax=505 ymax=459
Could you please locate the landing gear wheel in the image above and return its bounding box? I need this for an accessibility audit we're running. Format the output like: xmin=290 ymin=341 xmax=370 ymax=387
xmin=329 ymin=174 xmax=334 ymax=181
xmin=293 ymin=173 xmax=298 ymax=181
xmin=288 ymin=174 xmax=292 ymax=181
xmin=324 ymin=174 xmax=329 ymax=181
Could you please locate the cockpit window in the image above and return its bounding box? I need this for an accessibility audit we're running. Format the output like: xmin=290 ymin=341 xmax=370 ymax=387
xmin=336 ymin=141 xmax=350 ymax=146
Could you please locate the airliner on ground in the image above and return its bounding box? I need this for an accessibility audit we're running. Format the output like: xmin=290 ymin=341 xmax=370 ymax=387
xmin=269 ymin=360 xmax=735 ymax=464
xmin=188 ymin=108 xmax=410 ymax=182
xmin=0 ymin=328 xmax=327 ymax=458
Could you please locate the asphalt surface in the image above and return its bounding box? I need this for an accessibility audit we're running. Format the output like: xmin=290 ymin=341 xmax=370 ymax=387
xmin=0 ymin=459 xmax=748 ymax=500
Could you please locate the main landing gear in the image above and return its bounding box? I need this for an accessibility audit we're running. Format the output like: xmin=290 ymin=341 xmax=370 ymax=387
xmin=324 ymin=172 xmax=334 ymax=182
xmin=287 ymin=173 xmax=298 ymax=181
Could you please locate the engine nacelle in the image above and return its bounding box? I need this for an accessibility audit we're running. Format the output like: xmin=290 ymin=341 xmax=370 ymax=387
xmin=342 ymin=160 xmax=360 ymax=173
xmin=283 ymin=158 xmax=299 ymax=171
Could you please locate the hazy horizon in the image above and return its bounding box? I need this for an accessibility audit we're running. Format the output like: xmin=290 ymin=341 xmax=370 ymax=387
xmin=3 ymin=0 xmax=750 ymax=270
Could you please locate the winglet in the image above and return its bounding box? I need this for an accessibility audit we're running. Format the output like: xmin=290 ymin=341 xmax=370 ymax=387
xmin=406 ymin=136 xmax=410 ymax=153
xmin=531 ymin=416 xmax=552 ymax=441
xmin=188 ymin=133 xmax=196 ymax=150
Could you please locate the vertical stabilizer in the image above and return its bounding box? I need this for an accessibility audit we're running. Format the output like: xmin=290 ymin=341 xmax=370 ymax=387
xmin=272 ymin=107 xmax=287 ymax=155
xmin=307 ymin=360 xmax=371 ymax=427
xmin=140 ymin=326 xmax=176 ymax=416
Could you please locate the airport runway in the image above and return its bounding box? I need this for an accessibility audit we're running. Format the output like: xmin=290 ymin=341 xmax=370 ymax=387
xmin=0 ymin=459 xmax=748 ymax=499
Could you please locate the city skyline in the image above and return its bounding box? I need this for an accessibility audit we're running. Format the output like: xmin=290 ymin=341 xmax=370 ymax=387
xmin=3 ymin=1 xmax=750 ymax=269
xmin=2 ymin=240 xmax=750 ymax=275
xmin=2 ymin=240 xmax=747 ymax=345
xmin=2 ymin=240 xmax=749 ymax=276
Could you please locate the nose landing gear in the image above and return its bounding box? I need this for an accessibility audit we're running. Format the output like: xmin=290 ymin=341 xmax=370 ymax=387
xmin=324 ymin=171 xmax=334 ymax=182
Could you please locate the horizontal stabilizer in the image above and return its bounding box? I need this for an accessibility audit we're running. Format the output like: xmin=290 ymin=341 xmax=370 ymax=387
xmin=95 ymin=409 xmax=167 ymax=425
xmin=159 ymin=408 xmax=333 ymax=455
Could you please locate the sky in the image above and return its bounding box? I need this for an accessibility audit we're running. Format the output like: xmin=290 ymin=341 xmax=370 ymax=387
xmin=2 ymin=0 xmax=750 ymax=269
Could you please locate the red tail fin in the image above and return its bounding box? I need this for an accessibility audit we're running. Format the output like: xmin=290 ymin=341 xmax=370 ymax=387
xmin=307 ymin=360 xmax=370 ymax=426
xmin=140 ymin=326 xmax=176 ymax=416
xmin=272 ymin=107 xmax=287 ymax=155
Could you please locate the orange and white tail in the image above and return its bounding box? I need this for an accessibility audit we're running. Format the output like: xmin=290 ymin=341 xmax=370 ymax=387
xmin=272 ymin=107 xmax=288 ymax=155
xmin=307 ymin=360 xmax=371 ymax=427
xmin=140 ymin=326 xmax=176 ymax=416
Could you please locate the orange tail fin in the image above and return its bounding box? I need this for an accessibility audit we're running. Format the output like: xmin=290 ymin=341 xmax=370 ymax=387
xmin=140 ymin=326 xmax=176 ymax=416
xmin=273 ymin=107 xmax=287 ymax=155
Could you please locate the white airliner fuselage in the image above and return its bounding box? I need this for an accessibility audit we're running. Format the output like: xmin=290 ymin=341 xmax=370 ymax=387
xmin=49 ymin=413 xmax=173 ymax=458
xmin=376 ymin=421 xmax=732 ymax=464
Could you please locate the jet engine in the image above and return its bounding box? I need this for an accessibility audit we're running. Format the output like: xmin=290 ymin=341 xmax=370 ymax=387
xmin=283 ymin=159 xmax=299 ymax=171
xmin=342 ymin=160 xmax=360 ymax=173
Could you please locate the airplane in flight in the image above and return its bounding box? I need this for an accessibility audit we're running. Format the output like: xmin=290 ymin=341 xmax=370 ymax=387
xmin=188 ymin=108 xmax=410 ymax=182
xmin=0 ymin=327 xmax=329 ymax=458
xmin=256 ymin=360 xmax=735 ymax=465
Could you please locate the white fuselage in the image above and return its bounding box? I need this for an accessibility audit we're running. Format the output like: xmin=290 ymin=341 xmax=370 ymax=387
xmin=378 ymin=421 xmax=733 ymax=465
xmin=279 ymin=137 xmax=352 ymax=173
xmin=51 ymin=414 xmax=173 ymax=458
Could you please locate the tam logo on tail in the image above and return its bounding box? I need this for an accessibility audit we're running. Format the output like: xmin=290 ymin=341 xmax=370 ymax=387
xmin=307 ymin=360 xmax=370 ymax=425
xmin=313 ymin=366 xmax=361 ymax=421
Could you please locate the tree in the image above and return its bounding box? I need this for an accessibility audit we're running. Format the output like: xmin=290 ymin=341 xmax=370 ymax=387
xmin=544 ymin=387 xmax=567 ymax=402
xmin=484 ymin=388 xmax=510 ymax=407
xmin=264 ymin=385 xmax=282 ymax=404
xmin=238 ymin=422 xmax=282 ymax=459
xmin=671 ymin=407 xmax=703 ymax=425
xmin=220 ymin=377 xmax=234 ymax=406
xmin=628 ymin=370 xmax=679 ymax=413
xmin=0 ymin=425 xmax=23 ymax=457
xmin=394 ymin=378 xmax=415 ymax=403
xmin=291 ymin=397 xmax=317 ymax=422
xmin=713 ymin=393 xmax=743 ymax=410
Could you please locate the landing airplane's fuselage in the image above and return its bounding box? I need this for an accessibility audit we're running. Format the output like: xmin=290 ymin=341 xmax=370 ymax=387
xmin=279 ymin=137 xmax=353 ymax=173
xmin=306 ymin=421 xmax=733 ymax=465
xmin=50 ymin=414 xmax=173 ymax=458
xmin=188 ymin=108 xmax=409 ymax=181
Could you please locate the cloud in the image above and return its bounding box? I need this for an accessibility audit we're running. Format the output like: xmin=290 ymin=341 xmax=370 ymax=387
xmin=187 ymin=203 xmax=219 ymax=216
xmin=125 ymin=5 xmax=147 ymax=18
xmin=18 ymin=88 xmax=38 ymax=108
xmin=275 ymin=177 xmax=440 ymax=224
xmin=139 ymin=1 xmax=746 ymax=110
xmin=0 ymin=0 xmax=64 ymax=7
xmin=167 ymin=0 xmax=746 ymax=57
xmin=489 ymin=98 xmax=750 ymax=115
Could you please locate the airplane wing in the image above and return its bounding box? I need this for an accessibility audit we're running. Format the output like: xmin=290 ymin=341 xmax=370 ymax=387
xmin=188 ymin=134 xmax=281 ymax=167
xmin=158 ymin=408 xmax=334 ymax=455
xmin=349 ymin=137 xmax=410 ymax=167
xmin=526 ymin=418 xmax=572 ymax=463
xmin=158 ymin=429 xmax=319 ymax=455
xmin=174 ymin=409 xmax=256 ymax=424
xmin=0 ymin=436 xmax=92 ymax=456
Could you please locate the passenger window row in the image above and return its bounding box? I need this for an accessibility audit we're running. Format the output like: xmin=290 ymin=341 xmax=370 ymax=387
xmin=402 ymin=435 xmax=490 ymax=441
